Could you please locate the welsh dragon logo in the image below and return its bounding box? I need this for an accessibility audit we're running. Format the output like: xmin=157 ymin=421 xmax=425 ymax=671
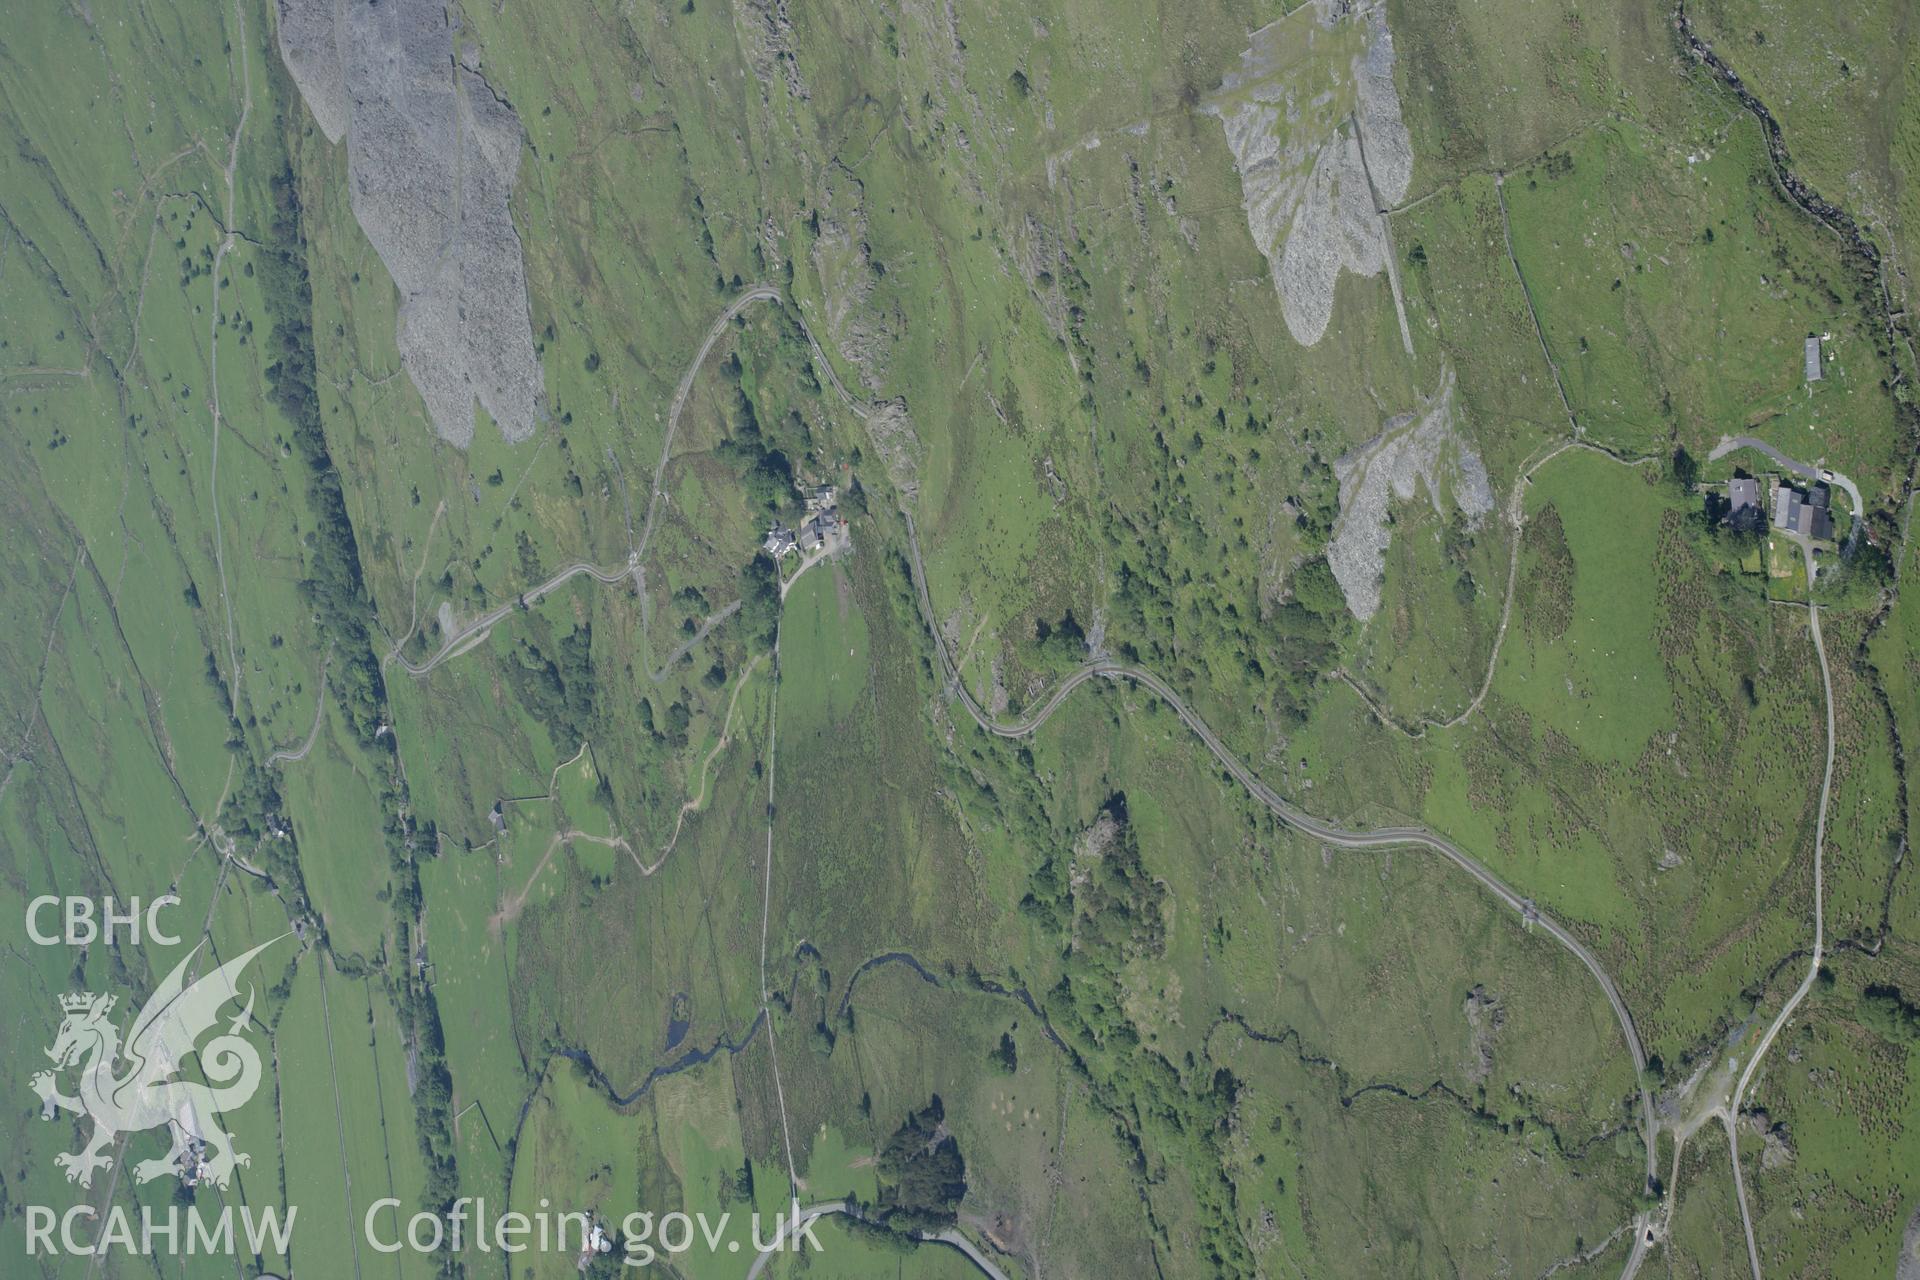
xmin=32 ymin=937 xmax=283 ymax=1190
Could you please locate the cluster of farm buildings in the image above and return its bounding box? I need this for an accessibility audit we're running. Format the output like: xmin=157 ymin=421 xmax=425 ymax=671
xmin=761 ymin=483 xmax=843 ymax=559
xmin=1721 ymin=473 xmax=1834 ymax=542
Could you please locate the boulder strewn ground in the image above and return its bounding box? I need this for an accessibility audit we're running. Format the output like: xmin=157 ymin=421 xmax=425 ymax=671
xmin=277 ymin=0 xmax=544 ymax=445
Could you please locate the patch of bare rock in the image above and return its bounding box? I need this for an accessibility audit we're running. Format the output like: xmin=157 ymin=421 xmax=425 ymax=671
xmin=277 ymin=0 xmax=544 ymax=446
xmin=1327 ymin=370 xmax=1494 ymax=621
xmin=1205 ymin=0 xmax=1413 ymax=347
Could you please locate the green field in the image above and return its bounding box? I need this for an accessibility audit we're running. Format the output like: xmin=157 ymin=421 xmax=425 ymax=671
xmin=3 ymin=0 xmax=1917 ymax=1274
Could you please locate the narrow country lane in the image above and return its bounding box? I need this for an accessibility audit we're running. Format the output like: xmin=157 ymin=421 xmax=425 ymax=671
xmin=899 ymin=512 xmax=1662 ymax=1231
xmin=743 ymin=1202 xmax=1013 ymax=1280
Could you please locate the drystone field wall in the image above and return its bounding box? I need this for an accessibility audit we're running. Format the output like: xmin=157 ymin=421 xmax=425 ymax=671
xmin=278 ymin=0 xmax=544 ymax=445
xmin=1206 ymin=0 xmax=1413 ymax=348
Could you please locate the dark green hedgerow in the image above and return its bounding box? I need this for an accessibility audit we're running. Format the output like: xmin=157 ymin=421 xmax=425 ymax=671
xmin=254 ymin=163 xmax=388 ymax=747
xmin=253 ymin=77 xmax=463 ymax=1267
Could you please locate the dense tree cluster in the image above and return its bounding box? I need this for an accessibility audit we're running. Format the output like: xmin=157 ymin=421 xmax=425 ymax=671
xmin=739 ymin=553 xmax=781 ymax=650
xmin=256 ymin=163 xmax=388 ymax=746
xmin=502 ymin=625 xmax=596 ymax=748
xmin=870 ymin=1095 xmax=968 ymax=1234
xmin=1012 ymin=792 xmax=1251 ymax=1272
xmin=716 ymin=374 xmax=797 ymax=514
xmin=1028 ymin=611 xmax=1088 ymax=672
xmin=1107 ymin=516 xmax=1344 ymax=731
xmin=1861 ymin=983 xmax=1920 ymax=1042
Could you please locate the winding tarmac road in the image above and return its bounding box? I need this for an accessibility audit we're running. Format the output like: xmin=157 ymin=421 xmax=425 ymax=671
xmin=743 ymin=1202 xmax=1012 ymax=1280
xmin=885 ymin=433 xmax=1856 ymax=1280
xmin=899 ymin=514 xmax=1660 ymax=1214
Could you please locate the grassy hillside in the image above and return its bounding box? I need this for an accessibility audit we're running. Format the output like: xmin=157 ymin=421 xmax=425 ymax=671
xmin=3 ymin=0 xmax=1917 ymax=1275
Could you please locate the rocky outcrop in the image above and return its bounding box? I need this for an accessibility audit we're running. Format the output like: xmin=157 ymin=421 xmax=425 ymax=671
xmin=734 ymin=0 xmax=808 ymax=102
xmin=1205 ymin=0 xmax=1413 ymax=347
xmin=1327 ymin=370 xmax=1494 ymax=621
xmin=1462 ymin=985 xmax=1505 ymax=1086
xmin=276 ymin=0 xmax=545 ymax=446
xmin=810 ymin=172 xmax=922 ymax=496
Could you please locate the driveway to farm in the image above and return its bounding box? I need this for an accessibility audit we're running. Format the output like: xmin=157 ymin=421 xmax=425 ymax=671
xmin=1724 ymin=531 xmax=1833 ymax=1280
xmin=1709 ymin=435 xmax=1863 ymax=551
xmin=778 ymin=525 xmax=851 ymax=602
xmin=1637 ymin=530 xmax=1833 ymax=1280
